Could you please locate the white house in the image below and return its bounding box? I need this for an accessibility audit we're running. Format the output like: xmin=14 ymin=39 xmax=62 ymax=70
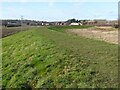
xmin=70 ymin=22 xmax=82 ymax=26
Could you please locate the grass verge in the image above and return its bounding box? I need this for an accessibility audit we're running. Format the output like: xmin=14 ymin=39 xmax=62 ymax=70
xmin=2 ymin=26 xmax=118 ymax=88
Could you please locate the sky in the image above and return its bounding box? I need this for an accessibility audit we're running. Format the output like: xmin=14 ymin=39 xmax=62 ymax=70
xmin=1 ymin=1 xmax=118 ymax=21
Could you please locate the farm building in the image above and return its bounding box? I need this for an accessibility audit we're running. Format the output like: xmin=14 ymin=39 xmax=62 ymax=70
xmin=2 ymin=20 xmax=21 ymax=27
xmin=70 ymin=22 xmax=82 ymax=26
xmin=85 ymin=19 xmax=118 ymax=26
xmin=48 ymin=21 xmax=67 ymax=26
xmin=86 ymin=20 xmax=97 ymax=26
xmin=2 ymin=20 xmax=43 ymax=27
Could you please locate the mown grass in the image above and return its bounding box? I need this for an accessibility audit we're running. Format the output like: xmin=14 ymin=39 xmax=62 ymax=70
xmin=2 ymin=26 xmax=118 ymax=88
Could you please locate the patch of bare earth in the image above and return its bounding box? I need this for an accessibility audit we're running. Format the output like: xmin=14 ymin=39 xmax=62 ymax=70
xmin=68 ymin=27 xmax=118 ymax=44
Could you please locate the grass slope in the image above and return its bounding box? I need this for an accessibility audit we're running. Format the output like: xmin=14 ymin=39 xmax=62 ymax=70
xmin=48 ymin=25 xmax=92 ymax=32
xmin=2 ymin=26 xmax=118 ymax=88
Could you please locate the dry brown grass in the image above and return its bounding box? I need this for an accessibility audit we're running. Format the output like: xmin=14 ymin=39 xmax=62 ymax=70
xmin=68 ymin=27 xmax=118 ymax=44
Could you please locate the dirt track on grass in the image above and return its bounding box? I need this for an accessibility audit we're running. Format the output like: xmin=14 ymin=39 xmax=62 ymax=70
xmin=68 ymin=27 xmax=118 ymax=44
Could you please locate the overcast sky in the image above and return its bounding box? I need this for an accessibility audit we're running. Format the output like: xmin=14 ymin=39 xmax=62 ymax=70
xmin=1 ymin=1 xmax=118 ymax=21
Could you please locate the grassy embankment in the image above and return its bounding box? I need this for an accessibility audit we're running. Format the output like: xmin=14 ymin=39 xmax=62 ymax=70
xmin=2 ymin=26 xmax=118 ymax=88
xmin=48 ymin=25 xmax=92 ymax=32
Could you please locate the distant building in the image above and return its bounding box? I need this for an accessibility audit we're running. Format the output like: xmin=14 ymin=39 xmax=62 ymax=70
xmin=86 ymin=20 xmax=97 ymax=26
xmin=41 ymin=22 xmax=50 ymax=26
xmin=2 ymin=19 xmax=118 ymax=27
xmin=2 ymin=19 xmax=44 ymax=27
xmin=45 ymin=23 xmax=49 ymax=26
xmin=94 ymin=19 xmax=107 ymax=26
xmin=3 ymin=20 xmax=21 ymax=27
xmin=107 ymin=20 xmax=118 ymax=26
xmin=70 ymin=22 xmax=82 ymax=26
xmin=85 ymin=19 xmax=118 ymax=26
xmin=55 ymin=22 xmax=64 ymax=25
xmin=48 ymin=21 xmax=67 ymax=26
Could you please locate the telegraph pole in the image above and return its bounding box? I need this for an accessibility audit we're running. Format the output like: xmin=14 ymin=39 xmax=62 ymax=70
xmin=21 ymin=16 xmax=23 ymax=31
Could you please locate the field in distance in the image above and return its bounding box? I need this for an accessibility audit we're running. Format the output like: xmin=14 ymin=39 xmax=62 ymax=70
xmin=2 ymin=26 xmax=118 ymax=88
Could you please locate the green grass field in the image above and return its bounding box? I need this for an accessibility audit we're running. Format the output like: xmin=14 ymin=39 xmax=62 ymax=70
xmin=48 ymin=25 xmax=92 ymax=32
xmin=2 ymin=26 xmax=118 ymax=88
